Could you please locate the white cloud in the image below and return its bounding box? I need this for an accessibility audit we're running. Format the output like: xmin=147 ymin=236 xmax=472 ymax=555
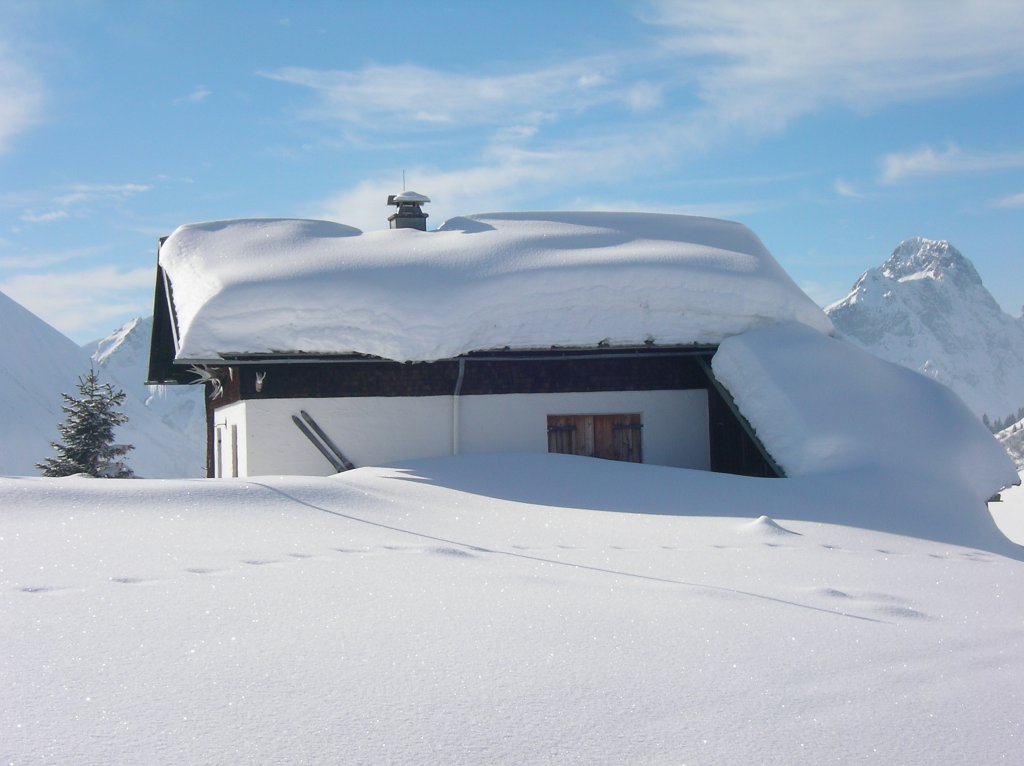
xmin=833 ymin=179 xmax=863 ymax=199
xmin=54 ymin=183 xmax=152 ymax=206
xmin=881 ymin=144 xmax=1024 ymax=183
xmin=260 ymin=60 xmax=652 ymax=132
xmin=995 ymin=192 xmax=1024 ymax=208
xmin=642 ymin=0 xmax=1024 ymax=133
xmin=273 ymin=0 xmax=1024 ymax=221
xmin=20 ymin=209 xmax=69 ymax=223
xmin=175 ymin=86 xmax=211 ymax=105
xmin=0 ymin=266 xmax=154 ymax=339
xmin=312 ymin=130 xmax=680 ymax=232
xmin=0 ymin=39 xmax=45 ymax=154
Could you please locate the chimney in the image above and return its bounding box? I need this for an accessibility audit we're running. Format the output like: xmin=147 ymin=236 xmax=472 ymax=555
xmin=387 ymin=190 xmax=430 ymax=231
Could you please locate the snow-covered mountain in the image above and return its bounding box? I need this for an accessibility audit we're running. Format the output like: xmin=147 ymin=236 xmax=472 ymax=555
xmin=826 ymin=238 xmax=1024 ymax=421
xmin=83 ymin=316 xmax=206 ymax=472
xmin=0 ymin=289 xmax=203 ymax=478
xmin=997 ymin=417 xmax=1024 ymax=470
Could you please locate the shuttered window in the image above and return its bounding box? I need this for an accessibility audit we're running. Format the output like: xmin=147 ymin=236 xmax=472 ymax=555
xmin=546 ymin=414 xmax=643 ymax=463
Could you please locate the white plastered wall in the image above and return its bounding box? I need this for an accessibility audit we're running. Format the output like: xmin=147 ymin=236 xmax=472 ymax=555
xmin=217 ymin=389 xmax=709 ymax=477
xmin=457 ymin=390 xmax=708 ymax=469
xmin=212 ymin=401 xmax=249 ymax=478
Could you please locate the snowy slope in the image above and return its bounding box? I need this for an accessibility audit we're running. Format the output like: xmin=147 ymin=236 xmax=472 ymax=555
xmin=84 ymin=316 xmax=206 ymax=474
xmin=2 ymin=455 xmax=1022 ymax=765
xmin=159 ymin=213 xmax=833 ymax=362
xmin=0 ymin=289 xmax=93 ymax=476
xmin=826 ymin=238 xmax=1024 ymax=420
xmin=0 ymin=290 xmax=202 ymax=478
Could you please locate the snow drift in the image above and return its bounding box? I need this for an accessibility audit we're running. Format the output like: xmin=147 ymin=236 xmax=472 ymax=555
xmin=712 ymin=322 xmax=1018 ymax=552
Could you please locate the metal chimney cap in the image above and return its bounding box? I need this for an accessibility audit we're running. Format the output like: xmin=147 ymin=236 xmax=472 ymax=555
xmin=389 ymin=190 xmax=430 ymax=205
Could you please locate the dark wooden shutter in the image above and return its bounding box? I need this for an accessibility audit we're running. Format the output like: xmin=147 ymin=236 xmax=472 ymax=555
xmin=547 ymin=413 xmax=642 ymax=463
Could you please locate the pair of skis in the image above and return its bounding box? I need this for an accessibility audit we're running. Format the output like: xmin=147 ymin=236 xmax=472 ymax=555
xmin=291 ymin=410 xmax=355 ymax=472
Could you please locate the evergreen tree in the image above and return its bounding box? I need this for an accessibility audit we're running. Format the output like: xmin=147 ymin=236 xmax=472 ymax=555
xmin=37 ymin=369 xmax=135 ymax=478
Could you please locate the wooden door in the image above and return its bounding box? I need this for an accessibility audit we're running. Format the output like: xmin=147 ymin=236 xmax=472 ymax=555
xmin=547 ymin=414 xmax=642 ymax=463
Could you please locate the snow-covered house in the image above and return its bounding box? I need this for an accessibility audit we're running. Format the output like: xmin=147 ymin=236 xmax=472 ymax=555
xmin=147 ymin=202 xmax=1011 ymax=500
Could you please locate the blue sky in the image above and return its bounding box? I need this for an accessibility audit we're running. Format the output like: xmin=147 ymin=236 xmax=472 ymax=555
xmin=2 ymin=0 xmax=1023 ymax=344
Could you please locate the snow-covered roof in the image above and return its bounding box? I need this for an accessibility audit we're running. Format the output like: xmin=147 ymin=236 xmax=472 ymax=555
xmin=391 ymin=190 xmax=430 ymax=204
xmin=158 ymin=212 xmax=833 ymax=363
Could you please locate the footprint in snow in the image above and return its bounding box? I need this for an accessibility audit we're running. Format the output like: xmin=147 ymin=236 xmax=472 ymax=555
xmin=872 ymin=604 xmax=932 ymax=620
xmin=428 ymin=546 xmax=477 ymax=558
xmin=18 ymin=585 xmax=72 ymax=594
xmin=804 ymin=586 xmax=851 ymax=600
xmin=959 ymin=551 xmax=995 ymax=562
xmin=185 ymin=567 xmax=225 ymax=575
xmin=110 ymin=576 xmax=156 ymax=585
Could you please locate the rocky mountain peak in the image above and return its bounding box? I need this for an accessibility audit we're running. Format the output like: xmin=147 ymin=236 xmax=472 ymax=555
xmin=879 ymin=237 xmax=982 ymax=288
xmin=827 ymin=238 xmax=1024 ymax=422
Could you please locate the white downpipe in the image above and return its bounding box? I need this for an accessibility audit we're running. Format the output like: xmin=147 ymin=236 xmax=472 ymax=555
xmin=452 ymin=357 xmax=466 ymax=454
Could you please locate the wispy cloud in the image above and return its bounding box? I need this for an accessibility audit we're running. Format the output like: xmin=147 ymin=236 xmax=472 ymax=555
xmin=881 ymin=144 xmax=1024 ymax=183
xmin=20 ymin=209 xmax=69 ymax=224
xmin=9 ymin=182 xmax=154 ymax=226
xmin=175 ymin=85 xmax=211 ymax=105
xmin=833 ymin=179 xmax=864 ymax=199
xmin=313 ymin=132 xmax=679 ymax=231
xmin=265 ymin=0 xmax=1024 ymax=144
xmin=280 ymin=1 xmax=1024 ymax=227
xmin=995 ymin=192 xmax=1024 ymax=209
xmin=0 ymin=266 xmax=154 ymax=339
xmin=260 ymin=59 xmax=649 ymax=131
xmin=0 ymin=39 xmax=45 ymax=153
xmin=54 ymin=183 xmax=152 ymax=206
xmin=643 ymin=0 xmax=1024 ymax=133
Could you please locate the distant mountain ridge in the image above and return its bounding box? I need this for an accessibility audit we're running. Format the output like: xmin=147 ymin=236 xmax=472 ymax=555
xmin=826 ymin=237 xmax=1024 ymax=422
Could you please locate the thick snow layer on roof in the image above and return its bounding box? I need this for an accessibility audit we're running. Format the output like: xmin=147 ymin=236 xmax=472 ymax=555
xmin=712 ymin=322 xmax=1019 ymax=507
xmin=159 ymin=212 xmax=833 ymax=362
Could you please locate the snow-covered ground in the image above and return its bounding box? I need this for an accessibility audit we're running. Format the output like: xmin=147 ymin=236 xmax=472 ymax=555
xmin=3 ymin=454 xmax=1022 ymax=765
xmin=993 ymin=471 xmax=1024 ymax=544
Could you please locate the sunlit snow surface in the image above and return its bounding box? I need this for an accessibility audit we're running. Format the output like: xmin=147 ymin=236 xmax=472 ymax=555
xmin=3 ymin=454 xmax=1022 ymax=765
xmin=159 ymin=213 xmax=833 ymax=362
xmin=713 ymin=322 xmax=1019 ymax=508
